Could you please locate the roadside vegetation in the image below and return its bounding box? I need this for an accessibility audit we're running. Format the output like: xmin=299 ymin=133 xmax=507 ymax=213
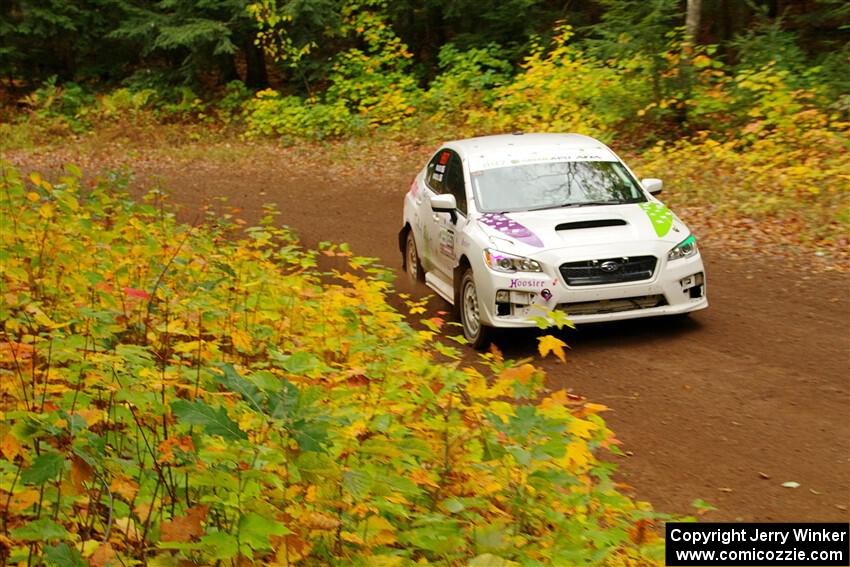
xmin=0 ymin=163 xmax=666 ymax=565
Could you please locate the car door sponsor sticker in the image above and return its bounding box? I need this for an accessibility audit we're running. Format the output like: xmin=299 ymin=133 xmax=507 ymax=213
xmin=439 ymin=227 xmax=454 ymax=257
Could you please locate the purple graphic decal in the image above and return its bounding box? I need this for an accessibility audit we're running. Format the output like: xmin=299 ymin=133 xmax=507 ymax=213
xmin=479 ymin=213 xmax=544 ymax=247
xmin=541 ymin=289 xmax=553 ymax=302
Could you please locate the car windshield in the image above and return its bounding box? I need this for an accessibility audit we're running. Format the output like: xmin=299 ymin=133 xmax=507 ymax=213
xmin=471 ymin=160 xmax=646 ymax=213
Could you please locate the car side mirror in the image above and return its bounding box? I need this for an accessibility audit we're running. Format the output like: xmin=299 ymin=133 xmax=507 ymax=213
xmin=641 ymin=178 xmax=663 ymax=195
xmin=430 ymin=194 xmax=458 ymax=223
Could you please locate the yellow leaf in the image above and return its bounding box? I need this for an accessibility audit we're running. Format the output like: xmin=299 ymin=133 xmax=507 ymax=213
xmin=540 ymin=389 xmax=569 ymax=408
xmin=305 ymin=485 xmax=318 ymax=503
xmin=231 ymin=328 xmax=252 ymax=351
xmin=563 ymin=441 xmax=591 ymax=470
xmin=26 ymin=192 xmax=39 ymax=202
xmin=39 ymin=203 xmax=54 ymax=219
xmin=76 ymin=408 xmax=104 ymax=427
xmin=417 ymin=330 xmax=436 ymax=342
xmin=114 ymin=517 xmax=142 ymax=542
xmin=489 ymin=401 xmax=515 ymax=423
xmin=582 ymin=402 xmax=609 ymax=415
xmin=537 ymin=335 xmax=567 ymax=362
xmin=568 ymin=418 xmax=597 ymax=439
xmin=341 ymin=531 xmax=364 ymax=545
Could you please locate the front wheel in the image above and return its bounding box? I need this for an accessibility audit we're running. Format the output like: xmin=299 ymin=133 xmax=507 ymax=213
xmin=405 ymin=230 xmax=424 ymax=282
xmin=459 ymin=268 xmax=492 ymax=350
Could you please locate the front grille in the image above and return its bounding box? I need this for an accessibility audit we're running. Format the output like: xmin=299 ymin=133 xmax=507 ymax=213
xmin=559 ymin=294 xmax=666 ymax=316
xmin=559 ymin=255 xmax=657 ymax=286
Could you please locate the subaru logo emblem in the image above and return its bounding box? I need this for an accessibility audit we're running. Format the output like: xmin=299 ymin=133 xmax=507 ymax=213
xmin=600 ymin=261 xmax=620 ymax=272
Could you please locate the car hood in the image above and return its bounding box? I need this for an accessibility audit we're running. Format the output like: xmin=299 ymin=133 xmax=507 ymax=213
xmin=473 ymin=202 xmax=689 ymax=256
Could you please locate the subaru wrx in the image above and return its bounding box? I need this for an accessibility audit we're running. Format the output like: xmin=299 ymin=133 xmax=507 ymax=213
xmin=399 ymin=133 xmax=707 ymax=348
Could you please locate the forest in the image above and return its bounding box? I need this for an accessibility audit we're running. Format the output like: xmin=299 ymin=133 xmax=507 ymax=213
xmin=2 ymin=0 xmax=848 ymax=252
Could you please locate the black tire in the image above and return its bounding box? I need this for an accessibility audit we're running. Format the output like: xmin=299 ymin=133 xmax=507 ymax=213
xmin=404 ymin=230 xmax=425 ymax=282
xmin=459 ymin=268 xmax=492 ymax=350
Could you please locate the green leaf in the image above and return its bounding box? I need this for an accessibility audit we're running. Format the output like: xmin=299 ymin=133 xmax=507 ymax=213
xmin=213 ymin=261 xmax=236 ymax=277
xmin=216 ymin=364 xmax=263 ymax=412
xmin=469 ymin=554 xmax=510 ymax=567
xmin=343 ymin=470 xmax=372 ymax=499
xmin=474 ymin=522 xmax=510 ymax=554
xmin=171 ymin=399 xmax=246 ymax=440
xmin=64 ymin=163 xmax=82 ymax=178
xmin=238 ymin=512 xmax=291 ymax=551
xmin=443 ymin=497 xmax=465 ymax=513
xmin=295 ymin=452 xmax=339 ymax=481
xmin=44 ymin=543 xmax=86 ymax=567
xmin=281 ymin=351 xmax=320 ymax=375
xmin=11 ymin=518 xmax=69 ymax=541
xmin=292 ymin=419 xmax=328 ymax=451
xmin=199 ymin=531 xmax=239 ymax=560
xmin=691 ymin=498 xmax=717 ymax=511
xmin=21 ymin=451 xmax=65 ymax=484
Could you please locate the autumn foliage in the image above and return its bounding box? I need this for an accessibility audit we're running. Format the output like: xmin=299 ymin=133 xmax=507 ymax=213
xmin=0 ymin=164 xmax=664 ymax=565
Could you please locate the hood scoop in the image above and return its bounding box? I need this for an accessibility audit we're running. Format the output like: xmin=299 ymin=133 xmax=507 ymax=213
xmin=555 ymin=219 xmax=627 ymax=231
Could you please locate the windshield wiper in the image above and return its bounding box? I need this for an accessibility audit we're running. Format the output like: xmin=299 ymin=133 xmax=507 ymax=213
xmin=510 ymin=199 xmax=636 ymax=213
xmin=568 ymin=199 xmax=629 ymax=207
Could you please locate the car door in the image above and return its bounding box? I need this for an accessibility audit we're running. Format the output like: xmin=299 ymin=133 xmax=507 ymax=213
xmin=426 ymin=149 xmax=468 ymax=282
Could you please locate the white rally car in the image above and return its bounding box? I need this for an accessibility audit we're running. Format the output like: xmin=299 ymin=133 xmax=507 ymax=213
xmin=399 ymin=133 xmax=707 ymax=348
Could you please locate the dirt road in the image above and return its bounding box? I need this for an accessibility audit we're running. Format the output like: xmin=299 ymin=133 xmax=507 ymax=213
xmin=10 ymin=141 xmax=849 ymax=522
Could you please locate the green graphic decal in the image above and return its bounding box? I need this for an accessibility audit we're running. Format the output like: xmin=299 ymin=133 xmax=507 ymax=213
xmin=639 ymin=202 xmax=674 ymax=237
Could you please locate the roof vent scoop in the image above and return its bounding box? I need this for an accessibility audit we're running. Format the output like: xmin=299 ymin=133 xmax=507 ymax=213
xmin=556 ymin=219 xmax=627 ymax=230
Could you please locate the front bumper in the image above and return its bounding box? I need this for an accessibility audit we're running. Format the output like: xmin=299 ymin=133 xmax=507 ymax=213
xmin=476 ymin=252 xmax=708 ymax=328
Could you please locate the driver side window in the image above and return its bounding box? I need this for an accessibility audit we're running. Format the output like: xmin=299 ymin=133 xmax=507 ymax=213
xmin=426 ymin=149 xmax=450 ymax=194
xmin=426 ymin=149 xmax=467 ymax=216
xmin=444 ymin=153 xmax=467 ymax=216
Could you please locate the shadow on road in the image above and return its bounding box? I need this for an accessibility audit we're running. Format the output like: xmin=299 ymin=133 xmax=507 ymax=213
xmin=495 ymin=314 xmax=704 ymax=358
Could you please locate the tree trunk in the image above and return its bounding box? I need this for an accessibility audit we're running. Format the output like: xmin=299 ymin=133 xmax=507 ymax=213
xmin=220 ymin=55 xmax=240 ymax=84
xmin=244 ymin=41 xmax=268 ymax=89
xmin=686 ymin=0 xmax=702 ymax=41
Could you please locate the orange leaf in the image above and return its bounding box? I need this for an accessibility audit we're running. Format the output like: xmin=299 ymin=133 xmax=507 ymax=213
xmin=488 ymin=343 xmax=504 ymax=362
xmin=70 ymin=455 xmax=94 ymax=494
xmin=7 ymin=488 xmax=40 ymax=513
xmin=499 ymin=363 xmax=536 ymax=385
xmin=303 ymin=511 xmax=340 ymax=530
xmin=89 ymin=543 xmax=118 ymax=567
xmin=160 ymin=505 xmax=208 ymax=542
xmin=0 ymin=433 xmax=22 ymax=460
xmin=111 ymin=477 xmax=139 ymax=501
xmin=0 ymin=341 xmax=33 ymax=362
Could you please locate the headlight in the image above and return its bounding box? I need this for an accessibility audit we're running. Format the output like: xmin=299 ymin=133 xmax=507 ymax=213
xmin=667 ymin=235 xmax=698 ymax=261
xmin=484 ymin=249 xmax=542 ymax=273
